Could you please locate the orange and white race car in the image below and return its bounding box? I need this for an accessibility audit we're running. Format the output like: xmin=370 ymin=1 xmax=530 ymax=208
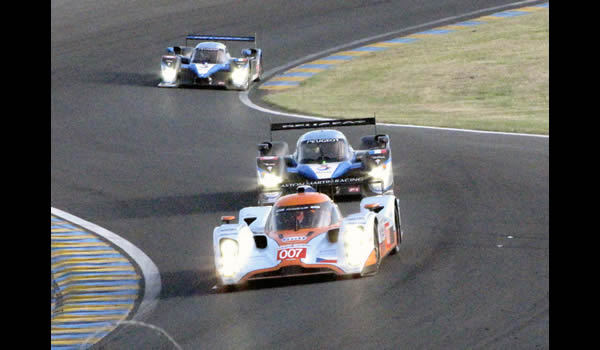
xmin=213 ymin=186 xmax=402 ymax=289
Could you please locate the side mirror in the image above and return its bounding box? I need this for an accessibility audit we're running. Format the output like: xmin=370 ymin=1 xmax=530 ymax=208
xmin=221 ymin=216 xmax=236 ymax=224
xmin=375 ymin=135 xmax=389 ymax=147
xmin=364 ymin=203 xmax=384 ymax=213
xmin=173 ymin=46 xmax=181 ymax=55
xmin=327 ymin=228 xmax=340 ymax=243
xmin=241 ymin=49 xmax=253 ymax=57
xmin=284 ymin=155 xmax=297 ymax=167
xmin=258 ymin=142 xmax=272 ymax=155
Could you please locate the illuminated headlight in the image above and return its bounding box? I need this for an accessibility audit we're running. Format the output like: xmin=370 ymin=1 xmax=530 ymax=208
xmin=219 ymin=239 xmax=240 ymax=277
xmin=369 ymin=164 xmax=391 ymax=181
xmin=231 ymin=68 xmax=249 ymax=86
xmin=260 ymin=172 xmax=282 ymax=188
xmin=343 ymin=225 xmax=368 ymax=266
xmin=161 ymin=66 xmax=177 ymax=83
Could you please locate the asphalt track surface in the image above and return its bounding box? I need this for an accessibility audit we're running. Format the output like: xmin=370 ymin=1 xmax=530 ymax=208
xmin=51 ymin=1 xmax=549 ymax=349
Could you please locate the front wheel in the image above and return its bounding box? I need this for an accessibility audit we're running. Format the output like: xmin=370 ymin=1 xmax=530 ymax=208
xmin=361 ymin=221 xmax=381 ymax=277
xmin=389 ymin=203 xmax=401 ymax=255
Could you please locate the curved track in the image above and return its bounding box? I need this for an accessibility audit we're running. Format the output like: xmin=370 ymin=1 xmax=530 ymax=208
xmin=51 ymin=1 xmax=548 ymax=348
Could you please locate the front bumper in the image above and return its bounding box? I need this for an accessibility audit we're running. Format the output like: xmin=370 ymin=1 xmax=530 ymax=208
xmin=215 ymin=241 xmax=376 ymax=287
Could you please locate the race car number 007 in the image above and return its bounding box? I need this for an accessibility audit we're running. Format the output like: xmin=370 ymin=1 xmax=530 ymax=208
xmin=277 ymin=247 xmax=307 ymax=260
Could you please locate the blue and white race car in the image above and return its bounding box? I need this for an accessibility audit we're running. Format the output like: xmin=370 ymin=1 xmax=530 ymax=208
xmin=158 ymin=34 xmax=262 ymax=90
xmin=256 ymin=118 xmax=394 ymax=205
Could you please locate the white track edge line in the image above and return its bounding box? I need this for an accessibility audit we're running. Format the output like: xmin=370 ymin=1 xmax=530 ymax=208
xmin=51 ymin=207 xmax=161 ymax=322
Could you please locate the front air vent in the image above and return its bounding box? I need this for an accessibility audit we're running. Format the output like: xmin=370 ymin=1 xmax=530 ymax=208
xmin=244 ymin=217 xmax=257 ymax=225
xmin=254 ymin=235 xmax=267 ymax=249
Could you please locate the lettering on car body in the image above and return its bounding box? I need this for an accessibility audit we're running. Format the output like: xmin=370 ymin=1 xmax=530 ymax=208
xmin=277 ymin=247 xmax=307 ymax=260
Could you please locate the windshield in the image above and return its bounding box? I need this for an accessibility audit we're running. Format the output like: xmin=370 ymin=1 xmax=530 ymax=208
xmin=267 ymin=200 xmax=340 ymax=231
xmin=192 ymin=49 xmax=227 ymax=64
xmin=298 ymin=139 xmax=348 ymax=164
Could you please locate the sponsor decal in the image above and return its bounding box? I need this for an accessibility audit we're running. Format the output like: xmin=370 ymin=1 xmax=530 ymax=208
xmin=270 ymin=118 xmax=376 ymax=131
xmin=280 ymin=176 xmax=367 ymax=188
xmin=316 ymin=164 xmax=330 ymax=172
xmin=276 ymin=205 xmax=320 ymax=213
xmin=305 ymin=138 xmax=338 ymax=144
xmin=348 ymin=186 xmax=361 ymax=193
xmin=281 ymin=236 xmax=307 ymax=242
xmin=369 ymin=149 xmax=387 ymax=155
xmin=194 ymin=64 xmax=214 ymax=74
xmin=316 ymin=257 xmax=337 ymax=263
xmin=277 ymin=247 xmax=307 ymax=260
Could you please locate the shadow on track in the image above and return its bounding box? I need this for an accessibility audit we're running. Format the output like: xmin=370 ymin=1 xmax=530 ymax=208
xmin=216 ymin=274 xmax=344 ymax=294
xmin=79 ymin=190 xmax=258 ymax=220
xmin=87 ymin=71 xmax=161 ymax=87
xmin=89 ymin=71 xmax=248 ymax=92
xmin=158 ymin=268 xmax=341 ymax=298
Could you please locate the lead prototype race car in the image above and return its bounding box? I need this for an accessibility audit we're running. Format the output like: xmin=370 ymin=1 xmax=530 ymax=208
xmin=213 ymin=186 xmax=402 ymax=290
xmin=158 ymin=34 xmax=263 ymax=90
xmin=256 ymin=117 xmax=394 ymax=205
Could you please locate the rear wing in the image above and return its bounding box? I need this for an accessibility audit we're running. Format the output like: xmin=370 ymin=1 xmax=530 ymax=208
xmin=185 ymin=34 xmax=256 ymax=47
xmin=269 ymin=117 xmax=377 ymax=141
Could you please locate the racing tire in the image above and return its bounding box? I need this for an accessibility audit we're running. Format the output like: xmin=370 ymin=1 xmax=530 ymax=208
xmin=255 ymin=58 xmax=263 ymax=81
xmin=361 ymin=221 xmax=381 ymax=277
xmin=389 ymin=203 xmax=401 ymax=255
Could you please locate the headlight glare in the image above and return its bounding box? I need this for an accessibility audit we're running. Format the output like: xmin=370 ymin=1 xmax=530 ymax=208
xmin=161 ymin=66 xmax=177 ymax=83
xmin=260 ymin=172 xmax=282 ymax=188
xmin=220 ymin=238 xmax=239 ymax=257
xmin=343 ymin=225 xmax=366 ymax=266
xmin=219 ymin=238 xmax=240 ymax=277
xmin=231 ymin=68 xmax=248 ymax=86
xmin=369 ymin=164 xmax=389 ymax=181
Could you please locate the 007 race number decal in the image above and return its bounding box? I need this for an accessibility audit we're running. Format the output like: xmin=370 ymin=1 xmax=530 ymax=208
xmin=277 ymin=247 xmax=307 ymax=260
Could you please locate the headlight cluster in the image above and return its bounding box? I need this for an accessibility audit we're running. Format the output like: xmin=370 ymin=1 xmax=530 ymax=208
xmin=369 ymin=164 xmax=391 ymax=181
xmin=259 ymin=172 xmax=282 ymax=188
xmin=231 ymin=68 xmax=249 ymax=86
xmin=343 ymin=225 xmax=369 ymax=266
xmin=161 ymin=66 xmax=177 ymax=83
xmin=219 ymin=238 xmax=240 ymax=277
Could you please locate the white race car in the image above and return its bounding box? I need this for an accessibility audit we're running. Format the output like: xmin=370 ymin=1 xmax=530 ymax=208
xmin=213 ymin=186 xmax=403 ymax=290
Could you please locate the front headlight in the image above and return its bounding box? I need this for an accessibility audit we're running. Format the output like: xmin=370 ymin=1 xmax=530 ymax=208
xmin=260 ymin=172 xmax=282 ymax=188
xmin=369 ymin=164 xmax=390 ymax=181
xmin=219 ymin=239 xmax=240 ymax=277
xmin=231 ymin=68 xmax=249 ymax=86
xmin=161 ymin=66 xmax=177 ymax=83
xmin=220 ymin=239 xmax=239 ymax=257
xmin=343 ymin=225 xmax=368 ymax=266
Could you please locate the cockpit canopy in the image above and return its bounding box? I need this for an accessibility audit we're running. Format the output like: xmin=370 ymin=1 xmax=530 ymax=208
xmin=191 ymin=43 xmax=229 ymax=64
xmin=297 ymin=130 xmax=350 ymax=164
xmin=266 ymin=198 xmax=341 ymax=232
xmin=192 ymin=48 xmax=227 ymax=64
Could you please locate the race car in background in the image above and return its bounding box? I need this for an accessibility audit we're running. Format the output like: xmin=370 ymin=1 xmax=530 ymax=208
xmin=213 ymin=186 xmax=402 ymax=290
xmin=255 ymin=117 xmax=394 ymax=205
xmin=158 ymin=34 xmax=263 ymax=90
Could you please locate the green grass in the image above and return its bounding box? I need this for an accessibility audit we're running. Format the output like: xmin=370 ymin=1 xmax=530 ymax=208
xmin=263 ymin=9 xmax=549 ymax=135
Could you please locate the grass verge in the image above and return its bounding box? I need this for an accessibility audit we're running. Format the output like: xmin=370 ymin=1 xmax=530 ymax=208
xmin=262 ymin=9 xmax=548 ymax=135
